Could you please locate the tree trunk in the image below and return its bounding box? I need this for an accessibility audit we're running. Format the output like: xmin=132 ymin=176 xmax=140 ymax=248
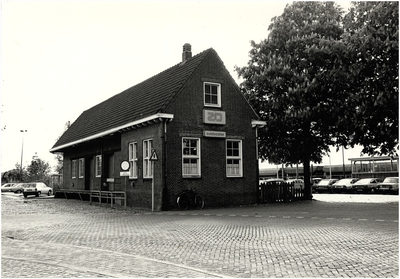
xmin=303 ymin=156 xmax=312 ymax=200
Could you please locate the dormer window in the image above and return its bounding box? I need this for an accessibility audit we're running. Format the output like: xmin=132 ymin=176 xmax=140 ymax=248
xmin=204 ymin=82 xmax=221 ymax=107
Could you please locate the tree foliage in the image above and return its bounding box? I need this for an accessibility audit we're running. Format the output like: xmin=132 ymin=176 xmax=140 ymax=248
xmin=27 ymin=158 xmax=51 ymax=182
xmin=236 ymin=2 xmax=347 ymax=198
xmin=340 ymin=1 xmax=399 ymax=155
xmin=236 ymin=2 xmax=398 ymax=199
xmin=53 ymin=121 xmax=70 ymax=174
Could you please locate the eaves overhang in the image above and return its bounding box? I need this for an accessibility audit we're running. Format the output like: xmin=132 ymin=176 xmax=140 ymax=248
xmin=50 ymin=113 xmax=174 ymax=153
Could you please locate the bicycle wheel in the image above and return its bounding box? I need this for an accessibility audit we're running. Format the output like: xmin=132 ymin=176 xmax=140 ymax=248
xmin=177 ymin=193 xmax=189 ymax=210
xmin=195 ymin=195 xmax=204 ymax=209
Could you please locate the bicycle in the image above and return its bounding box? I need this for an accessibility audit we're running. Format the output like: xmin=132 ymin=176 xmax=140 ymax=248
xmin=177 ymin=188 xmax=204 ymax=210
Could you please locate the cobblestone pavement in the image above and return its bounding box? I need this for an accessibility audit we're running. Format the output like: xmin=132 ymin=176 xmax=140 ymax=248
xmin=1 ymin=193 xmax=398 ymax=278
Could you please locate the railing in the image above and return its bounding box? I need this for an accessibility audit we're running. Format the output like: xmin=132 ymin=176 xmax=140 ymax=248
xmin=258 ymin=181 xmax=305 ymax=203
xmin=55 ymin=189 xmax=90 ymax=201
xmin=89 ymin=190 xmax=126 ymax=209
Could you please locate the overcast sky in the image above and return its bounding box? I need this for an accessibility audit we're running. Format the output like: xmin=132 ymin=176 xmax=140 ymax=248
xmin=1 ymin=0 xmax=360 ymax=173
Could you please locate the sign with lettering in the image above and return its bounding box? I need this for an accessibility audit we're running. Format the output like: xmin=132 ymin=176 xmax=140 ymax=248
xmin=203 ymin=130 xmax=226 ymax=138
xmin=203 ymin=109 xmax=226 ymax=125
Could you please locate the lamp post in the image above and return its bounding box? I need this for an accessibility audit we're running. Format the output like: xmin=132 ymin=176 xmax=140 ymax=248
xmin=20 ymin=130 xmax=27 ymax=182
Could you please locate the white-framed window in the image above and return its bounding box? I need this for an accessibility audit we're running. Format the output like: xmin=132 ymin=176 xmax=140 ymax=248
xmin=129 ymin=142 xmax=138 ymax=179
xmin=71 ymin=160 xmax=77 ymax=178
xmin=78 ymin=158 xmax=84 ymax=178
xmin=182 ymin=137 xmax=201 ymax=177
xmin=204 ymin=82 xmax=221 ymax=107
xmin=226 ymin=140 xmax=242 ymax=177
xmin=143 ymin=139 xmax=153 ymax=178
xmin=95 ymin=155 xmax=102 ymax=177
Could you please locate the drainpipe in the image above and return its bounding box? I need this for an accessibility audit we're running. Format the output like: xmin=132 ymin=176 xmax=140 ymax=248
xmin=161 ymin=119 xmax=168 ymax=210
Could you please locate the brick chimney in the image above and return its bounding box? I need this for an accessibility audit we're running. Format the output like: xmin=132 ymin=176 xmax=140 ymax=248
xmin=182 ymin=43 xmax=192 ymax=63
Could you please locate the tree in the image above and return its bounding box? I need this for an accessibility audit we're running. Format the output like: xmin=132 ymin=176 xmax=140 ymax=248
xmin=54 ymin=121 xmax=70 ymax=174
xmin=236 ymin=2 xmax=347 ymax=199
xmin=340 ymin=1 xmax=399 ymax=156
xmin=27 ymin=158 xmax=51 ymax=182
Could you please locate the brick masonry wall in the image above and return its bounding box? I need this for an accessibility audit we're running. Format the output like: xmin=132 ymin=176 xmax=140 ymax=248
xmin=120 ymin=122 xmax=164 ymax=210
xmin=163 ymin=51 xmax=259 ymax=209
xmin=59 ymin=50 xmax=259 ymax=211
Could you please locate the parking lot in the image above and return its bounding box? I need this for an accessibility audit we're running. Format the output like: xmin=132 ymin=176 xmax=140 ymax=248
xmin=1 ymin=192 xmax=399 ymax=277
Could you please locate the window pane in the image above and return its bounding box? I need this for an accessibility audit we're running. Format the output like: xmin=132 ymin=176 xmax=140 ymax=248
xmin=183 ymin=139 xmax=197 ymax=155
xmin=144 ymin=141 xmax=148 ymax=157
xmin=226 ymin=140 xmax=242 ymax=177
xmin=211 ymin=85 xmax=218 ymax=95
xmin=183 ymin=158 xmax=198 ymax=175
xmin=204 ymin=83 xmax=220 ymax=106
xmin=205 ymin=94 xmax=211 ymax=104
xmin=227 ymin=159 xmax=240 ymax=175
xmin=182 ymin=138 xmax=200 ymax=176
xmin=205 ymin=84 xmax=210 ymax=93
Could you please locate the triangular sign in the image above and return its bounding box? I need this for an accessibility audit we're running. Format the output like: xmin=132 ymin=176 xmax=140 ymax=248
xmin=150 ymin=150 xmax=158 ymax=161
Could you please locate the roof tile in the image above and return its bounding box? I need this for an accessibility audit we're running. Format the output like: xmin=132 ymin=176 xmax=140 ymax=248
xmin=52 ymin=48 xmax=213 ymax=149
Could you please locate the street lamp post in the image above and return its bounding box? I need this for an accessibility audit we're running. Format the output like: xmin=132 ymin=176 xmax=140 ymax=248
xmin=20 ymin=130 xmax=27 ymax=182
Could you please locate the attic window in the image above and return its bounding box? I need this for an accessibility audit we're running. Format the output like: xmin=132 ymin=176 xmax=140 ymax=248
xmin=204 ymin=82 xmax=221 ymax=107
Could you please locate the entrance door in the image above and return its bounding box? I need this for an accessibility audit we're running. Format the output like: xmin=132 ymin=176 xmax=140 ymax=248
xmin=102 ymin=153 xmax=114 ymax=191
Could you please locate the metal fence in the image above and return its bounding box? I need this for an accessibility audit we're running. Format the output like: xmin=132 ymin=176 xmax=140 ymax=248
xmin=258 ymin=181 xmax=305 ymax=203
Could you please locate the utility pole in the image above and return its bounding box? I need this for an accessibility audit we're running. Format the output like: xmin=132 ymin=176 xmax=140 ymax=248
xmin=20 ymin=130 xmax=27 ymax=182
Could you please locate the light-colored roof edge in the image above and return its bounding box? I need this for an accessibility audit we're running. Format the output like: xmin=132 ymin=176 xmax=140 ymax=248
xmin=348 ymin=156 xmax=399 ymax=162
xmin=50 ymin=113 xmax=174 ymax=153
xmin=252 ymin=120 xmax=267 ymax=127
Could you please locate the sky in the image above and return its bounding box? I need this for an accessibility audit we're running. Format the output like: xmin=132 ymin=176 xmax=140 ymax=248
xmin=0 ymin=0 xmax=361 ymax=174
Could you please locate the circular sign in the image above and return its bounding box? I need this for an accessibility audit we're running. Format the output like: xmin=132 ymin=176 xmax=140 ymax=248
xmin=120 ymin=161 xmax=130 ymax=171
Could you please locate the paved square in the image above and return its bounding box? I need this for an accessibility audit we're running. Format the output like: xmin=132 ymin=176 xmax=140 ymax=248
xmin=2 ymin=194 xmax=398 ymax=277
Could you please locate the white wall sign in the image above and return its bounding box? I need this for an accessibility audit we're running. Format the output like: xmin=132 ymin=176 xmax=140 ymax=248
xmin=120 ymin=171 xmax=130 ymax=176
xmin=203 ymin=130 xmax=226 ymax=138
xmin=203 ymin=109 xmax=226 ymax=125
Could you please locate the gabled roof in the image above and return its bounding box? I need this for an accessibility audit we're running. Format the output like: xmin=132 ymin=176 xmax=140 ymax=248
xmin=51 ymin=48 xmax=215 ymax=152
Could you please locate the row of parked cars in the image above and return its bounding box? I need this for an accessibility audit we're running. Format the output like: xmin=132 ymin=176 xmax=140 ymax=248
xmin=260 ymin=177 xmax=399 ymax=194
xmin=313 ymin=177 xmax=399 ymax=194
xmin=1 ymin=182 xmax=53 ymax=197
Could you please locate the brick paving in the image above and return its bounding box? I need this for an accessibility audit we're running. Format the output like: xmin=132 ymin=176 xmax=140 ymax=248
xmin=1 ymin=193 xmax=398 ymax=278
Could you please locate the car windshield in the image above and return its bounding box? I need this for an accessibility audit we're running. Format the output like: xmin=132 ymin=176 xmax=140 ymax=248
xmin=336 ymin=179 xmax=352 ymax=184
xmin=355 ymin=179 xmax=371 ymax=185
xmin=318 ymin=180 xmax=331 ymax=185
xmin=383 ymin=177 xmax=399 ymax=183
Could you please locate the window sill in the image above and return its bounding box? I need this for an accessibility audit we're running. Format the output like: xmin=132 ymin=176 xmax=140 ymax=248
xmin=182 ymin=175 xmax=201 ymax=179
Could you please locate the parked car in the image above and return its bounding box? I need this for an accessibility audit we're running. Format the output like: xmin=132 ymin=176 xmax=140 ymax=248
xmin=314 ymin=179 xmax=338 ymax=193
xmin=377 ymin=177 xmax=399 ymax=194
xmin=1 ymin=183 xmax=15 ymax=192
xmin=353 ymin=178 xmax=382 ymax=194
xmin=332 ymin=178 xmax=360 ymax=193
xmin=286 ymin=179 xmax=304 ymax=190
xmin=311 ymin=178 xmax=322 ymax=192
xmin=10 ymin=183 xmax=26 ymax=194
xmin=312 ymin=178 xmax=322 ymax=185
xmin=23 ymin=182 xmax=52 ymax=198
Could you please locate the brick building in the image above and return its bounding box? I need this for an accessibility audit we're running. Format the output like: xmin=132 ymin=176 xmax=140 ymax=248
xmin=50 ymin=44 xmax=266 ymax=210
